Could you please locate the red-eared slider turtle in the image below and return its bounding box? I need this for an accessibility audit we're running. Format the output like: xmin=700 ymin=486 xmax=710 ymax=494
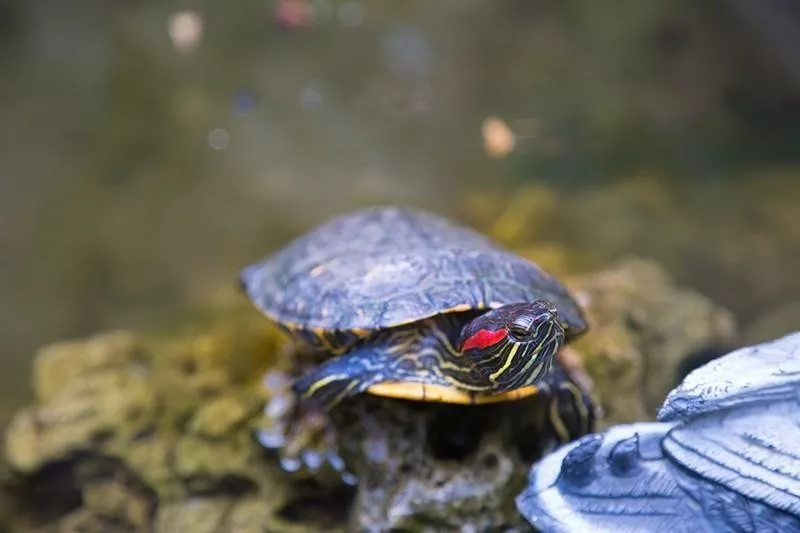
xmin=240 ymin=205 xmax=597 ymax=475
xmin=516 ymin=330 xmax=800 ymax=533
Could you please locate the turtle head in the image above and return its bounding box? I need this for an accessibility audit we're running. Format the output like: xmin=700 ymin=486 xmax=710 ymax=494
xmin=457 ymin=300 xmax=565 ymax=390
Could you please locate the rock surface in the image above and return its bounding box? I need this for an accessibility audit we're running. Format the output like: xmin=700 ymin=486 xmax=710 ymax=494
xmin=566 ymin=257 xmax=737 ymax=426
xmin=330 ymin=372 xmax=587 ymax=532
xmin=1 ymin=257 xmax=736 ymax=532
xmin=2 ymin=311 xmax=350 ymax=533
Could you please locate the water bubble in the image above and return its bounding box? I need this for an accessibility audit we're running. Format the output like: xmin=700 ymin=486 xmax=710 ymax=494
xmin=207 ymin=128 xmax=230 ymax=150
xmin=168 ymin=10 xmax=203 ymax=54
xmin=311 ymin=0 xmax=334 ymax=24
xmin=328 ymin=453 xmax=346 ymax=472
xmin=231 ymin=90 xmax=256 ymax=116
xmin=262 ymin=370 xmax=291 ymax=394
xmin=300 ymin=81 xmax=325 ymax=111
xmin=338 ymin=2 xmax=364 ymax=27
xmin=383 ymin=26 xmax=430 ymax=78
xmin=341 ymin=471 xmax=359 ymax=486
xmin=265 ymin=396 xmax=292 ymax=419
xmin=280 ymin=456 xmax=303 ymax=472
xmin=274 ymin=0 xmax=312 ymax=29
xmin=365 ymin=437 xmax=388 ymax=462
xmin=481 ymin=116 xmax=515 ymax=158
xmin=302 ymin=450 xmax=325 ymax=471
xmin=256 ymin=428 xmax=286 ymax=449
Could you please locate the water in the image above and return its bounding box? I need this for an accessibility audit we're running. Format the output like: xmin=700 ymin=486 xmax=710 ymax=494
xmin=1 ymin=0 xmax=798 ymax=429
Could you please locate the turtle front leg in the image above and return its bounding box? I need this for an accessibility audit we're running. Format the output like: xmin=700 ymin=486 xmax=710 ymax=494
xmin=538 ymin=356 xmax=598 ymax=447
xmin=258 ymin=344 xmax=402 ymax=484
xmin=257 ymin=368 xmax=357 ymax=484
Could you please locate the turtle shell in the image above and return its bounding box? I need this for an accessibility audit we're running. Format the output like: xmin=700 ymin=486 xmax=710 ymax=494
xmin=240 ymin=205 xmax=588 ymax=338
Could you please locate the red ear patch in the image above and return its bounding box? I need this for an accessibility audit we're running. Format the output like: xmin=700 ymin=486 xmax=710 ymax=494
xmin=462 ymin=328 xmax=507 ymax=351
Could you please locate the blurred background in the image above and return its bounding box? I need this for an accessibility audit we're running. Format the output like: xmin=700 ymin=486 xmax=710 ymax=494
xmin=1 ymin=0 xmax=799 ymax=429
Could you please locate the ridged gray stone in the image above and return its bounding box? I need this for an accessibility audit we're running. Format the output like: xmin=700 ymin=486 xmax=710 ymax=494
xmin=516 ymin=331 xmax=800 ymax=533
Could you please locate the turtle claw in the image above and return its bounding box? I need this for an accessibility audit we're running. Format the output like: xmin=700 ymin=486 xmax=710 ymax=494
xmin=258 ymin=370 xmax=358 ymax=484
xmin=282 ymin=408 xmax=359 ymax=484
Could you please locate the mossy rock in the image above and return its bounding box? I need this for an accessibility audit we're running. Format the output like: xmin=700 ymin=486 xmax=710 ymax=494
xmin=566 ymin=256 xmax=737 ymax=425
xmin=2 ymin=301 xmax=348 ymax=533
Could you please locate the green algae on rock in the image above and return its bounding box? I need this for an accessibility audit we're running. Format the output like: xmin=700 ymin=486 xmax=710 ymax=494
xmin=2 ymin=309 xmax=348 ymax=533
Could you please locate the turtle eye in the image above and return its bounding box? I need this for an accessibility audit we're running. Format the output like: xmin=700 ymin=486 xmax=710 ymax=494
xmin=509 ymin=316 xmax=534 ymax=338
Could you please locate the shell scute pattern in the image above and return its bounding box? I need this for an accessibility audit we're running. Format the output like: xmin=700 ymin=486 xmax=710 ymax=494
xmin=240 ymin=206 xmax=587 ymax=336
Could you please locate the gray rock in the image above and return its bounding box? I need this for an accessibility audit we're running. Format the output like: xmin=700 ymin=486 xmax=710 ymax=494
xmin=331 ymin=378 xmax=580 ymax=532
xmin=516 ymin=330 xmax=800 ymax=533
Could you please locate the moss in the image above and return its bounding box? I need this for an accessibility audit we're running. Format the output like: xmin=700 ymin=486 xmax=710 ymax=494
xmin=2 ymin=307 xmax=337 ymax=532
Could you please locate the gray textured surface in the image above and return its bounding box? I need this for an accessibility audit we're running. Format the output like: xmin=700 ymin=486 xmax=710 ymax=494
xmin=516 ymin=331 xmax=800 ymax=533
xmin=659 ymin=330 xmax=800 ymax=421
xmin=240 ymin=206 xmax=587 ymax=334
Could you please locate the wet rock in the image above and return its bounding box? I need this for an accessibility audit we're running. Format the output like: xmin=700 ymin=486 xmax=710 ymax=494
xmin=329 ymin=392 xmax=563 ymax=532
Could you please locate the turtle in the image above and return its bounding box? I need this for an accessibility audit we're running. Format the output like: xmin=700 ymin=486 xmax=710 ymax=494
xmin=240 ymin=205 xmax=598 ymax=476
xmin=515 ymin=330 xmax=800 ymax=533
